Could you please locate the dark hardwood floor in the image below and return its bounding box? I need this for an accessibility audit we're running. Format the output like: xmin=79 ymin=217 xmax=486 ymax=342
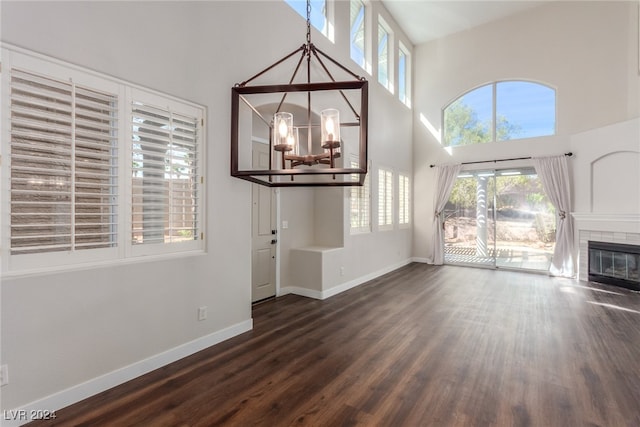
xmin=27 ymin=263 xmax=640 ymax=426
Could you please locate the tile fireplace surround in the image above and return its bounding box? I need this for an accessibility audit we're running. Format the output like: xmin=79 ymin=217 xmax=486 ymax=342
xmin=572 ymin=213 xmax=640 ymax=283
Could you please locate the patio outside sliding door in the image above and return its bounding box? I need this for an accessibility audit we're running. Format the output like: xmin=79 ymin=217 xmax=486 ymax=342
xmin=443 ymin=168 xmax=556 ymax=272
xmin=443 ymin=171 xmax=496 ymax=267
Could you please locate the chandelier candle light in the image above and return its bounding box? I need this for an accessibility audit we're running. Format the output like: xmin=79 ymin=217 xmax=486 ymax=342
xmin=230 ymin=0 xmax=368 ymax=187
xmin=273 ymin=111 xmax=297 ymax=160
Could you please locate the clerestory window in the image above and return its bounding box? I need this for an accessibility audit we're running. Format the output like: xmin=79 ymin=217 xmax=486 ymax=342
xmin=285 ymin=0 xmax=328 ymax=38
xmin=377 ymin=18 xmax=392 ymax=92
xmin=350 ymin=0 xmax=367 ymax=70
xmin=443 ymin=81 xmax=556 ymax=147
xmin=398 ymin=42 xmax=410 ymax=107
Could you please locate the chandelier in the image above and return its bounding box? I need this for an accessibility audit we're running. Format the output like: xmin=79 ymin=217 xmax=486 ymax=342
xmin=230 ymin=0 xmax=368 ymax=187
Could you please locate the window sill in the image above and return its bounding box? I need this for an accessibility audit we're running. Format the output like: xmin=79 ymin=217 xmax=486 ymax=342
xmin=2 ymin=249 xmax=207 ymax=280
xmin=350 ymin=228 xmax=371 ymax=235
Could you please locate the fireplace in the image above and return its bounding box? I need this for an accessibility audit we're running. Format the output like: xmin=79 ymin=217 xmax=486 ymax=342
xmin=588 ymin=241 xmax=640 ymax=291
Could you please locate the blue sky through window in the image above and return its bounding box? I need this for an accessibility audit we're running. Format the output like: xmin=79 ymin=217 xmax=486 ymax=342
xmin=350 ymin=0 xmax=365 ymax=68
xmin=458 ymin=84 xmax=492 ymax=137
xmin=445 ymin=81 xmax=556 ymax=146
xmin=378 ymin=24 xmax=389 ymax=88
xmin=285 ymin=0 xmax=327 ymax=35
xmin=497 ymin=81 xmax=555 ymax=139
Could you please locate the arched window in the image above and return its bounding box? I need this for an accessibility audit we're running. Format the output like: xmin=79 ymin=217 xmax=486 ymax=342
xmin=443 ymin=81 xmax=556 ymax=147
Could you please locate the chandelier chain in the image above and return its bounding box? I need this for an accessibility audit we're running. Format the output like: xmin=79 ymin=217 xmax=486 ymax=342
xmin=306 ymin=0 xmax=311 ymax=45
xmin=229 ymin=0 xmax=368 ymax=187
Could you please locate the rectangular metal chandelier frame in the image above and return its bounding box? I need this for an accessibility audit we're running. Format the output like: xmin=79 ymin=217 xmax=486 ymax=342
xmin=231 ymin=79 xmax=368 ymax=187
xmin=230 ymin=2 xmax=369 ymax=189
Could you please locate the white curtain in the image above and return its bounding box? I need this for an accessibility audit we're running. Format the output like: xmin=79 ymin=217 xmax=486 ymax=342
xmin=432 ymin=164 xmax=462 ymax=265
xmin=532 ymin=155 xmax=575 ymax=277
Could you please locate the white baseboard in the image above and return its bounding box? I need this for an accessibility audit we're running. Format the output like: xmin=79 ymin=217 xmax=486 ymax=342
xmin=282 ymin=258 xmax=414 ymax=301
xmin=2 ymin=319 xmax=253 ymax=427
xmin=321 ymin=259 xmax=413 ymax=299
xmin=279 ymin=286 xmax=323 ymax=299
xmin=411 ymin=257 xmax=430 ymax=264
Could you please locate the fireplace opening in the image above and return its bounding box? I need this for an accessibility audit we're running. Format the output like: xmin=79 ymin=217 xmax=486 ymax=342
xmin=588 ymin=241 xmax=640 ymax=291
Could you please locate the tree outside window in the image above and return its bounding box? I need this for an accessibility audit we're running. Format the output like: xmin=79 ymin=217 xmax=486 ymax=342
xmin=443 ymin=81 xmax=556 ymax=147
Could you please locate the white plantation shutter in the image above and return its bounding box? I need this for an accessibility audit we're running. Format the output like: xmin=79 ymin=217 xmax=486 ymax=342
xmin=399 ymin=173 xmax=410 ymax=225
xmin=74 ymin=86 xmax=118 ymax=249
xmin=378 ymin=168 xmax=393 ymax=228
xmin=350 ymin=159 xmax=370 ymax=233
xmin=9 ymin=68 xmax=117 ymax=255
xmin=131 ymin=98 xmax=200 ymax=246
xmin=3 ymin=47 xmax=205 ymax=271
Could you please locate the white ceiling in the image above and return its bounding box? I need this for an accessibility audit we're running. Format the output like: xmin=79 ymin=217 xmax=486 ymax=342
xmin=380 ymin=1 xmax=549 ymax=45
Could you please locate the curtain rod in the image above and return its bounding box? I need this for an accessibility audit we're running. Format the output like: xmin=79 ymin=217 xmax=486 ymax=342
xmin=429 ymin=152 xmax=573 ymax=168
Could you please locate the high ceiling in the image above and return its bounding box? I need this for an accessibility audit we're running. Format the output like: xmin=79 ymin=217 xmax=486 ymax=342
xmin=381 ymin=1 xmax=549 ymax=45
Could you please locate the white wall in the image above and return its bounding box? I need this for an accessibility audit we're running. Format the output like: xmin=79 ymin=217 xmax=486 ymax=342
xmin=412 ymin=1 xmax=640 ymax=262
xmin=276 ymin=0 xmax=414 ymax=293
xmin=1 ymin=0 xmax=415 ymax=412
xmin=0 ymin=1 xmax=256 ymax=411
xmin=570 ymin=118 xmax=640 ymax=214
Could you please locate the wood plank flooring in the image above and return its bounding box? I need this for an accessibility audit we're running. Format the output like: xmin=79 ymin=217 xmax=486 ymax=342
xmin=26 ymin=263 xmax=640 ymax=426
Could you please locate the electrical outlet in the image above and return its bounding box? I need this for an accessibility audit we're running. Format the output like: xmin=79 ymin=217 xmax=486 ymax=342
xmin=340 ymin=266 xmax=345 ymax=276
xmin=1 ymin=364 xmax=8 ymax=386
xmin=198 ymin=306 xmax=207 ymax=321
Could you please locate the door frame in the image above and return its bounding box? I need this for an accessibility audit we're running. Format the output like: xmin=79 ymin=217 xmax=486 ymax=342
xmin=444 ymin=166 xmax=555 ymax=273
xmin=250 ymin=150 xmax=282 ymax=303
xmin=274 ymin=189 xmax=281 ymax=296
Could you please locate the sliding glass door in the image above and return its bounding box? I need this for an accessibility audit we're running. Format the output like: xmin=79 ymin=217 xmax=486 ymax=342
xmin=444 ymin=171 xmax=496 ymax=267
xmin=443 ymin=168 xmax=556 ymax=272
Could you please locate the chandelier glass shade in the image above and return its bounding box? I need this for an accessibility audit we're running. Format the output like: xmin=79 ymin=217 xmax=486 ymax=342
xmin=230 ymin=2 xmax=368 ymax=187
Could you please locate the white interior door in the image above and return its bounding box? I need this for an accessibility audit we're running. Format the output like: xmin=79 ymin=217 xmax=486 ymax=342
xmin=251 ymin=141 xmax=277 ymax=302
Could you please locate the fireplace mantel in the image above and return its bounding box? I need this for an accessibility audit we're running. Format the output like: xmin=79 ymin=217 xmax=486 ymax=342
xmin=572 ymin=213 xmax=640 ymax=234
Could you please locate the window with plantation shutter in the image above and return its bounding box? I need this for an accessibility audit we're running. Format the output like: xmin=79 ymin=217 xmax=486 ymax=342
xmin=3 ymin=46 xmax=205 ymax=273
xmin=130 ymin=91 xmax=201 ymax=251
xmin=350 ymin=159 xmax=370 ymax=234
xmin=9 ymin=68 xmax=118 ymax=256
xmin=378 ymin=167 xmax=393 ymax=230
xmin=398 ymin=173 xmax=410 ymax=227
